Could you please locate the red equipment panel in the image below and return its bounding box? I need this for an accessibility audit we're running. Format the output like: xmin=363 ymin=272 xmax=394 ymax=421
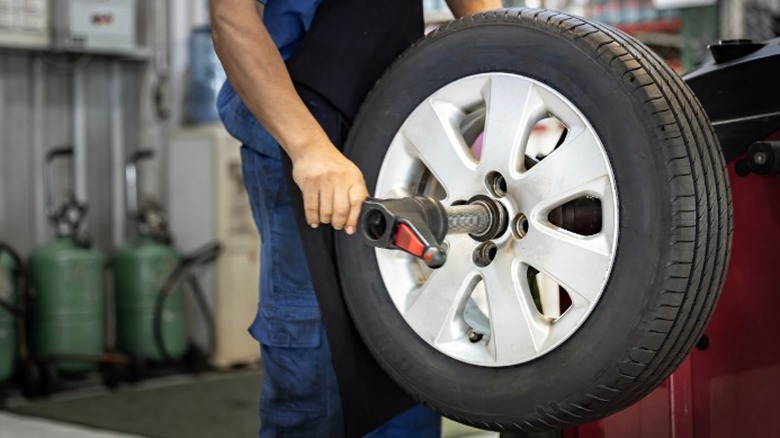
xmin=570 ymin=161 xmax=780 ymax=437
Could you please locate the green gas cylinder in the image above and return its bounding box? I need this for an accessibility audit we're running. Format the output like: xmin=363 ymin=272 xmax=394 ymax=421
xmin=0 ymin=250 xmax=17 ymax=382
xmin=114 ymin=237 xmax=187 ymax=362
xmin=28 ymin=238 xmax=103 ymax=375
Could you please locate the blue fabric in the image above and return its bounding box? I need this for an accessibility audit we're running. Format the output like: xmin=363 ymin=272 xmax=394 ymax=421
xmin=258 ymin=320 xmax=344 ymax=437
xmin=258 ymin=0 xmax=324 ymax=61
xmin=217 ymin=0 xmax=322 ymax=158
xmin=241 ymin=145 xmax=441 ymax=437
xmin=261 ymin=335 xmax=443 ymax=438
xmin=223 ymin=1 xmax=441 ymax=435
xmin=218 ymin=83 xmax=280 ymax=159
xmin=240 ymin=146 xmax=321 ymax=347
xmin=364 ymin=405 xmax=442 ymax=438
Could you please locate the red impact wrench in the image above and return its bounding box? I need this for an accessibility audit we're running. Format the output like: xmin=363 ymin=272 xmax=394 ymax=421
xmin=358 ymin=196 xmax=508 ymax=268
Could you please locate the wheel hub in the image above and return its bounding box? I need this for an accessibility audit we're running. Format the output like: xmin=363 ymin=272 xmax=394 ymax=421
xmin=371 ymin=72 xmax=619 ymax=367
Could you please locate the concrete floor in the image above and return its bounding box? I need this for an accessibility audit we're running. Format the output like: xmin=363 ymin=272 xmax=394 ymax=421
xmin=0 ymin=370 xmax=498 ymax=438
xmin=0 ymin=411 xmax=141 ymax=438
xmin=0 ymin=410 xmax=498 ymax=438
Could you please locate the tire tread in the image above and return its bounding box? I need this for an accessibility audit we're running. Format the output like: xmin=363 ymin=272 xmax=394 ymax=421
xmin=409 ymin=9 xmax=729 ymax=431
xmin=346 ymin=7 xmax=731 ymax=432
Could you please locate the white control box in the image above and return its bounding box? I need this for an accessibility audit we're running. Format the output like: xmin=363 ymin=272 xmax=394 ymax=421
xmin=0 ymin=0 xmax=49 ymax=49
xmin=169 ymin=125 xmax=262 ymax=369
xmin=52 ymin=0 xmax=138 ymax=53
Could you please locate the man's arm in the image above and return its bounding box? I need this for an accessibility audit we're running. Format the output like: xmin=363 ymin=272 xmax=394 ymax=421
xmin=210 ymin=0 xmax=368 ymax=234
xmin=446 ymin=0 xmax=503 ymax=18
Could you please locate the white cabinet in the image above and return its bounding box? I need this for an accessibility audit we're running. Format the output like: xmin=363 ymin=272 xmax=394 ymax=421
xmin=51 ymin=0 xmax=139 ymax=53
xmin=169 ymin=124 xmax=260 ymax=369
xmin=0 ymin=0 xmax=49 ymax=49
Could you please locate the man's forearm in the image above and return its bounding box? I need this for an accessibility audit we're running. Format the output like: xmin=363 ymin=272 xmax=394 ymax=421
xmin=210 ymin=0 xmax=369 ymax=232
xmin=446 ymin=0 xmax=503 ymax=18
xmin=210 ymin=0 xmax=331 ymax=161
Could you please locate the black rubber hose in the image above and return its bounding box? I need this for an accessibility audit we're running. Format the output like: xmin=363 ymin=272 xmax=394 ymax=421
xmin=186 ymin=274 xmax=216 ymax=360
xmin=0 ymin=242 xmax=25 ymax=318
xmin=180 ymin=242 xmax=221 ymax=267
xmin=102 ymin=260 xmax=115 ymax=352
xmin=128 ymin=149 xmax=154 ymax=164
xmin=152 ymin=242 xmax=222 ymax=365
xmin=152 ymin=262 xmax=186 ymax=364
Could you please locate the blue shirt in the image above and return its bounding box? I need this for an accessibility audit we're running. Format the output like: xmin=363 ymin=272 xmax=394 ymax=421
xmin=217 ymin=0 xmax=323 ymax=158
xmin=259 ymin=0 xmax=323 ymax=60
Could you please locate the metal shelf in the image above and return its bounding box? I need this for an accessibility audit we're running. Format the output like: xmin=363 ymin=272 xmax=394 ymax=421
xmin=54 ymin=45 xmax=152 ymax=60
xmin=613 ymin=18 xmax=682 ymax=34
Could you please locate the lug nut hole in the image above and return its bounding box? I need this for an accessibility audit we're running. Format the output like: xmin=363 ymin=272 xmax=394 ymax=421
xmin=473 ymin=241 xmax=498 ymax=267
xmin=486 ymin=172 xmax=508 ymax=198
xmin=513 ymin=214 xmax=529 ymax=239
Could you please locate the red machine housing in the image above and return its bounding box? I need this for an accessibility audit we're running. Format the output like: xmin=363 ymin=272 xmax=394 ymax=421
xmin=565 ymin=37 xmax=780 ymax=438
xmin=569 ymin=158 xmax=780 ymax=437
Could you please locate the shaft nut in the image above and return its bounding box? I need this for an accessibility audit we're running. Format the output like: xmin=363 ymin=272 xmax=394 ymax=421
xmin=467 ymin=195 xmax=509 ymax=242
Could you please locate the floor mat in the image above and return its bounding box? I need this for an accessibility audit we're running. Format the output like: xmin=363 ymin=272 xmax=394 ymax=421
xmin=6 ymin=369 xmax=262 ymax=438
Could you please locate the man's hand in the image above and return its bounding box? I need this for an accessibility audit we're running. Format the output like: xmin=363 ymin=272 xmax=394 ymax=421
xmin=291 ymin=145 xmax=369 ymax=235
xmin=212 ymin=0 xmax=368 ymax=234
xmin=446 ymin=0 xmax=502 ymax=18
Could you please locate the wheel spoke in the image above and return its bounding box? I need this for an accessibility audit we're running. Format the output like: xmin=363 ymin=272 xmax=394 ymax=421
xmin=378 ymin=73 xmax=618 ymax=367
xmin=535 ymin=85 xmax=588 ymax=133
xmin=479 ymin=76 xmax=546 ymax=175
xmin=512 ymin=128 xmax=610 ymax=214
xmin=517 ymin=228 xmax=611 ymax=307
xmin=482 ymin=253 xmax=547 ymax=361
xmin=403 ymin=238 xmax=478 ymax=345
xmin=401 ymin=100 xmax=481 ymax=202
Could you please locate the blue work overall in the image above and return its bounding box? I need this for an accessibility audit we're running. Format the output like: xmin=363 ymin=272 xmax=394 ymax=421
xmin=215 ymin=1 xmax=440 ymax=431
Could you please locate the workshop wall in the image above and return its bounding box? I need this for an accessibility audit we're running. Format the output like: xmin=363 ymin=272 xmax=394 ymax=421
xmin=0 ymin=53 xmax=157 ymax=256
xmin=0 ymin=0 xmax=171 ymax=257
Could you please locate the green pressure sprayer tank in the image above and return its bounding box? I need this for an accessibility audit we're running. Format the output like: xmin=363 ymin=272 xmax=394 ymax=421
xmin=0 ymin=245 xmax=19 ymax=382
xmin=114 ymin=238 xmax=186 ymax=362
xmin=28 ymin=147 xmax=104 ymax=375
xmin=114 ymin=150 xmax=186 ymax=362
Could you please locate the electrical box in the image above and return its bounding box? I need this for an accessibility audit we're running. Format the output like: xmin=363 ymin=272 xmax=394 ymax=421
xmin=51 ymin=0 xmax=139 ymax=53
xmin=168 ymin=124 xmax=262 ymax=369
xmin=0 ymin=0 xmax=49 ymax=49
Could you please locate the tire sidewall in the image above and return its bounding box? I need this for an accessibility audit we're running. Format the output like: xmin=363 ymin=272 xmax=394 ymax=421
xmin=337 ymin=22 xmax=675 ymax=419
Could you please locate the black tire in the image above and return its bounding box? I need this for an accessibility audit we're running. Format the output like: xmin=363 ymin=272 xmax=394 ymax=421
xmin=336 ymin=9 xmax=731 ymax=432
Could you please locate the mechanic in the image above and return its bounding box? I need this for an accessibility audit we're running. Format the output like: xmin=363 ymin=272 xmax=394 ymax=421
xmin=211 ymin=0 xmax=500 ymax=436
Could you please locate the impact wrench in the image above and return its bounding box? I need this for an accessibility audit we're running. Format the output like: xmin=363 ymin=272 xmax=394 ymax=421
xmin=358 ymin=196 xmax=509 ymax=269
xmin=358 ymin=195 xmax=603 ymax=269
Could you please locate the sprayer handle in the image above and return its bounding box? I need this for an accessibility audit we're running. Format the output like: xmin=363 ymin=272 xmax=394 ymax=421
xmin=128 ymin=149 xmax=154 ymax=164
xmin=44 ymin=146 xmax=74 ymax=219
xmin=125 ymin=149 xmax=156 ymax=220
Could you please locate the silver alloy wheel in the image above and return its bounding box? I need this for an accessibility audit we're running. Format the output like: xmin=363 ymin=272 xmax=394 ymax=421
xmin=373 ymin=73 xmax=619 ymax=367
